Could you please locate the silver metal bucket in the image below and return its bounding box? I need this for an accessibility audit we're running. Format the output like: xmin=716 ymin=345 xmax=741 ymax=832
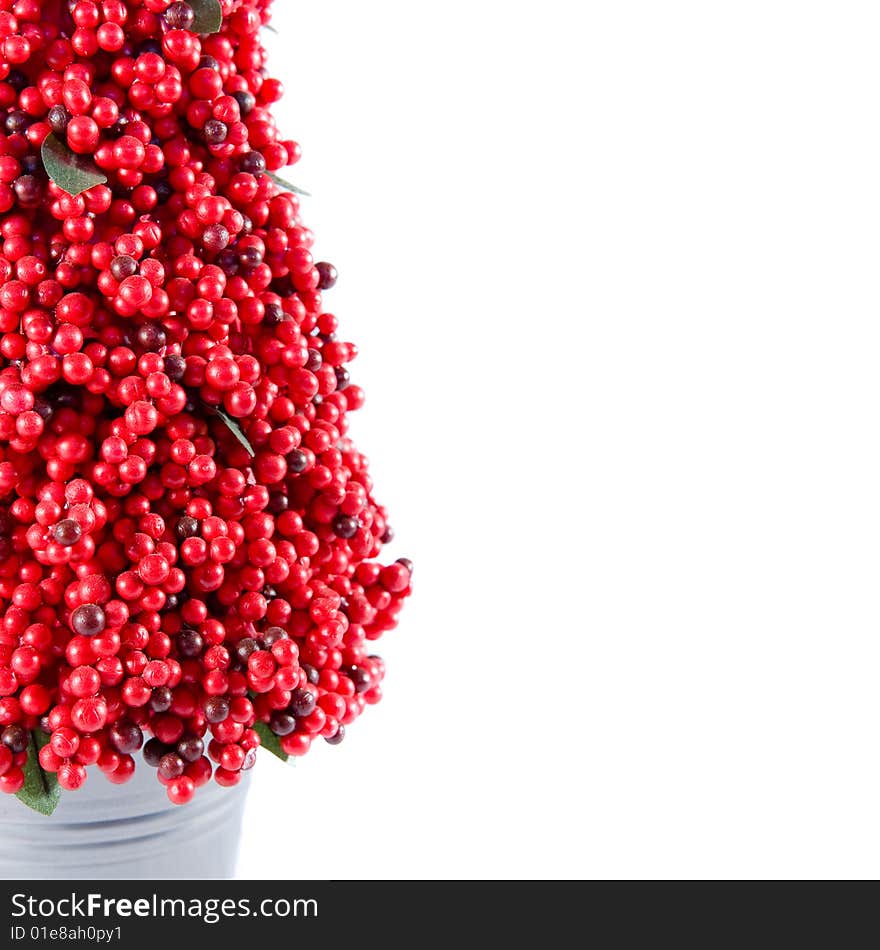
xmin=0 ymin=765 xmax=250 ymax=879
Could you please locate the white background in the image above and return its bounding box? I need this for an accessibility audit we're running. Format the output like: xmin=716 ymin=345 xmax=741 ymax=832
xmin=238 ymin=1 xmax=880 ymax=879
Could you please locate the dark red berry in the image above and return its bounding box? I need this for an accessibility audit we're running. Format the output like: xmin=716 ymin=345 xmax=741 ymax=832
xmin=175 ymin=516 xmax=199 ymax=539
xmin=136 ymin=322 xmax=166 ymax=351
xmin=239 ymin=151 xmax=266 ymax=174
xmin=269 ymin=712 xmax=296 ymax=736
xmin=1 ymin=725 xmax=28 ymax=754
xmin=315 ymin=262 xmax=338 ymax=290
xmin=164 ymin=355 xmax=187 ymax=381
xmin=262 ymin=626 xmax=287 ymax=647
xmin=235 ymin=638 xmax=258 ymax=664
xmin=325 ymin=725 xmax=345 ymax=745
xmin=13 ymin=176 xmax=41 ymax=206
xmin=333 ymin=514 xmax=359 ymax=539
xmin=177 ymin=735 xmax=204 ymax=763
xmin=158 ymin=753 xmax=185 ymax=780
xmin=232 ymin=90 xmax=255 ymax=116
xmin=71 ymin=604 xmax=106 ymax=637
xmin=164 ymin=1 xmax=195 ymax=30
xmin=203 ymin=119 xmax=227 ymax=144
xmin=110 ymin=255 xmax=138 ymax=281
xmin=177 ymin=628 xmax=203 ymax=658
xmin=302 ymin=664 xmax=320 ymax=686
xmin=149 ymin=687 xmax=173 ymax=713
xmin=109 ymin=720 xmax=143 ymax=754
xmin=143 ymin=738 xmax=168 ymax=767
xmin=204 ymin=696 xmax=230 ymax=723
xmin=53 ymin=519 xmax=82 ymax=546
xmin=47 ymin=104 xmax=71 ymax=134
xmin=348 ymin=666 xmax=372 ymax=694
xmin=290 ymin=688 xmax=316 ymax=718
xmin=287 ymin=450 xmax=308 ymax=474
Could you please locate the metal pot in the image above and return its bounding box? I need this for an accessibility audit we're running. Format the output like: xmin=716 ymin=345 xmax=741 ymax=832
xmin=0 ymin=765 xmax=250 ymax=879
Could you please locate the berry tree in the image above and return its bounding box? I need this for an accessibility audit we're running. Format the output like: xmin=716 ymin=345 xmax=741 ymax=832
xmin=0 ymin=0 xmax=412 ymax=811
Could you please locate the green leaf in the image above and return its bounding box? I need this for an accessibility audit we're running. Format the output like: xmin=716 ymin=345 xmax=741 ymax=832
xmin=255 ymin=722 xmax=291 ymax=763
xmin=266 ymin=171 xmax=311 ymax=197
xmin=263 ymin=23 xmax=279 ymax=34
xmin=16 ymin=732 xmax=61 ymax=817
xmin=40 ymin=133 xmax=107 ymax=198
xmin=190 ymin=0 xmax=223 ymax=33
xmin=211 ymin=406 xmax=255 ymax=457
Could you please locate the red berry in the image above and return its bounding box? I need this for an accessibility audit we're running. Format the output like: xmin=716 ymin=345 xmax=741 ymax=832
xmin=67 ymin=116 xmax=100 ymax=153
xmin=138 ymin=553 xmax=170 ymax=585
xmin=57 ymin=761 xmax=87 ymax=791
xmin=125 ymin=400 xmax=158 ymax=435
xmin=62 ymin=79 xmax=92 ymax=116
xmin=0 ymin=768 xmax=25 ymax=794
xmin=280 ymin=733 xmax=312 ymax=756
xmin=71 ymin=696 xmax=107 ymax=732
xmin=167 ymin=776 xmax=195 ymax=805
xmin=118 ymin=275 xmax=152 ymax=309
xmin=68 ymin=665 xmax=101 ymax=697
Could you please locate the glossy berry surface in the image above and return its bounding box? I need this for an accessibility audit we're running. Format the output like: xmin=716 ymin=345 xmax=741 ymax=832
xmin=0 ymin=0 xmax=411 ymax=807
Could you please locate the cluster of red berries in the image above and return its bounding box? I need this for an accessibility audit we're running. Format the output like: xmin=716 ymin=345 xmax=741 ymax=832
xmin=0 ymin=0 xmax=411 ymax=806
